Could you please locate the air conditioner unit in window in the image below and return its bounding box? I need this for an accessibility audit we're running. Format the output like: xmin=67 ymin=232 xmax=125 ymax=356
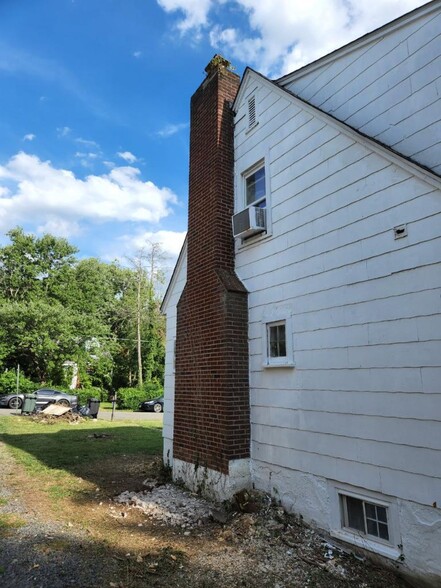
xmin=232 ymin=206 xmax=266 ymax=238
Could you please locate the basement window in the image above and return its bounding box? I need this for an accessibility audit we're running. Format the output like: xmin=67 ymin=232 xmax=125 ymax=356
xmin=341 ymin=494 xmax=390 ymax=542
xmin=329 ymin=483 xmax=401 ymax=560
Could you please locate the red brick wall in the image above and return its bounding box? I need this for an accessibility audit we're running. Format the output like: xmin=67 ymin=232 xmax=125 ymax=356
xmin=174 ymin=58 xmax=250 ymax=474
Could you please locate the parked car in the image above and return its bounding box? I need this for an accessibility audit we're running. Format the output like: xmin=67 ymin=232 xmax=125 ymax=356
xmin=138 ymin=396 xmax=164 ymax=413
xmin=0 ymin=388 xmax=78 ymax=410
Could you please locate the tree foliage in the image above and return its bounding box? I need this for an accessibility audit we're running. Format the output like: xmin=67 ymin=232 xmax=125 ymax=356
xmin=0 ymin=227 xmax=166 ymax=393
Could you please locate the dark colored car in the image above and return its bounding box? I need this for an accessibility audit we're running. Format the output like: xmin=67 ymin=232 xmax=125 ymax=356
xmin=138 ymin=396 xmax=164 ymax=413
xmin=0 ymin=388 xmax=78 ymax=410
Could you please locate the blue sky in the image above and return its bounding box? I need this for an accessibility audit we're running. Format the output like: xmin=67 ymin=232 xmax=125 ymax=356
xmin=0 ymin=0 xmax=428 ymax=268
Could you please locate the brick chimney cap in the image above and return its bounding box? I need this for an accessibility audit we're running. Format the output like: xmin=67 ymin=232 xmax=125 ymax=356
xmin=205 ymin=54 xmax=234 ymax=75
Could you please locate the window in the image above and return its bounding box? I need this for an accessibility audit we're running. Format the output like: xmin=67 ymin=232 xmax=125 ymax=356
xmin=262 ymin=315 xmax=294 ymax=368
xmin=246 ymin=165 xmax=266 ymax=207
xmin=268 ymin=321 xmax=286 ymax=359
xmin=329 ymin=483 xmax=400 ymax=560
xmin=233 ymin=160 xmax=269 ymax=240
xmin=341 ymin=495 xmax=390 ymax=542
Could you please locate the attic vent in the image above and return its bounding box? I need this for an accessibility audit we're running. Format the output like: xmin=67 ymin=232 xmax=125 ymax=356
xmin=248 ymin=96 xmax=256 ymax=128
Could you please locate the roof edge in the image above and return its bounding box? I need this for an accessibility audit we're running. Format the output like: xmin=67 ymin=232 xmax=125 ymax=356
xmin=235 ymin=68 xmax=441 ymax=189
xmin=161 ymin=236 xmax=187 ymax=313
xmin=276 ymin=1 xmax=440 ymax=86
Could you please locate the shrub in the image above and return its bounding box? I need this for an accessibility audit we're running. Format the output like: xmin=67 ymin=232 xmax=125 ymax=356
xmin=116 ymin=387 xmax=147 ymax=411
xmin=141 ymin=381 xmax=163 ymax=400
xmin=0 ymin=371 xmax=36 ymax=396
xmin=75 ymin=387 xmax=107 ymax=406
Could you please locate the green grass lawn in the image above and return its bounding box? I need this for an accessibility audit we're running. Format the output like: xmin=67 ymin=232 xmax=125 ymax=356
xmin=99 ymin=401 xmax=132 ymax=411
xmin=0 ymin=415 xmax=162 ymax=476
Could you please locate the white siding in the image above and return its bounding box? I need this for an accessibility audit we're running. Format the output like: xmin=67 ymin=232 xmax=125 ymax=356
xmin=282 ymin=4 xmax=441 ymax=175
xmin=234 ymin=76 xmax=441 ymax=532
xmin=162 ymin=245 xmax=187 ymax=465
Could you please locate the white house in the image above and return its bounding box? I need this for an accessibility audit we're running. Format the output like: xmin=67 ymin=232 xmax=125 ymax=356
xmin=162 ymin=3 xmax=441 ymax=586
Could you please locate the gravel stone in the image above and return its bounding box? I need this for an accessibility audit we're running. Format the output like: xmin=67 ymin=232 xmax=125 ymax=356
xmin=0 ymin=441 xmax=118 ymax=588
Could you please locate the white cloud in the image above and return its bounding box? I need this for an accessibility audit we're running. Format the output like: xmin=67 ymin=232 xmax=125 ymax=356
xmin=76 ymin=137 xmax=99 ymax=148
xmin=157 ymin=0 xmax=214 ymax=32
xmin=57 ymin=126 xmax=71 ymax=137
xmin=156 ymin=122 xmax=188 ymax=138
xmin=0 ymin=152 xmax=178 ymax=237
xmin=117 ymin=151 xmax=138 ymax=163
xmin=37 ymin=218 xmax=82 ymax=238
xmin=75 ymin=152 xmax=99 ymax=159
xmin=158 ymin=0 xmax=428 ymax=75
xmin=23 ymin=134 xmax=36 ymax=142
xmin=124 ymin=230 xmax=186 ymax=257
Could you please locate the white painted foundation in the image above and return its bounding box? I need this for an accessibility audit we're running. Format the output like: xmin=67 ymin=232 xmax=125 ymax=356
xmin=252 ymin=463 xmax=441 ymax=588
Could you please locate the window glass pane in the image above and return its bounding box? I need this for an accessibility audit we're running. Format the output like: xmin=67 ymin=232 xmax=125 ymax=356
xmin=278 ymin=325 xmax=286 ymax=356
xmin=268 ymin=323 xmax=286 ymax=358
xmin=378 ymin=523 xmax=389 ymax=541
xmin=376 ymin=506 xmax=387 ymax=523
xmin=246 ymin=167 xmax=265 ymax=205
xmin=366 ymin=518 xmax=379 ymax=537
xmin=365 ymin=503 xmax=376 ymax=519
xmin=270 ymin=326 xmax=278 ymax=343
xmin=345 ymin=496 xmax=365 ymax=533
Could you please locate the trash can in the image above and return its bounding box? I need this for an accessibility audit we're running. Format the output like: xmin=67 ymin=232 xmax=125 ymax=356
xmin=87 ymin=398 xmax=100 ymax=419
xmin=22 ymin=394 xmax=37 ymax=414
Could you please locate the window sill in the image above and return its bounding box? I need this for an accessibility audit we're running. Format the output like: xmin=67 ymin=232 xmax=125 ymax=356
xmin=262 ymin=361 xmax=295 ymax=369
xmin=330 ymin=529 xmax=400 ymax=561
xmin=245 ymin=121 xmax=259 ymax=135
xmin=239 ymin=230 xmax=271 ymax=248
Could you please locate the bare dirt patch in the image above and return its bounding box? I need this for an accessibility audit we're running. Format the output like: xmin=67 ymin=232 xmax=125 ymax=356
xmin=0 ymin=444 xmax=412 ymax=588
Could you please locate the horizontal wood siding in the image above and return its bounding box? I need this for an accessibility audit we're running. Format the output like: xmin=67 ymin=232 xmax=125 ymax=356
xmin=234 ymin=76 xmax=441 ymax=507
xmin=283 ymin=7 xmax=441 ymax=175
xmin=162 ymin=253 xmax=187 ymax=451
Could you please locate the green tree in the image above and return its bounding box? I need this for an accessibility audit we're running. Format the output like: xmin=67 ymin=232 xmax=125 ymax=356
xmin=114 ymin=243 xmax=166 ymax=389
xmin=0 ymin=228 xmax=166 ymax=392
xmin=0 ymin=227 xmax=77 ymax=302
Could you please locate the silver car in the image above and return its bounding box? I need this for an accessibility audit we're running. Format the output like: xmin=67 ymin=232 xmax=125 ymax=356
xmin=0 ymin=388 xmax=78 ymax=410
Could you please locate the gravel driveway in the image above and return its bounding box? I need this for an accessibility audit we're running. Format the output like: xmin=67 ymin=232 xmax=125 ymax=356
xmin=0 ymin=441 xmax=119 ymax=588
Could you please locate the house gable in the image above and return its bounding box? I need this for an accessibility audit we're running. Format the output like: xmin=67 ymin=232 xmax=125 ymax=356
xmin=277 ymin=1 xmax=441 ymax=175
xmin=234 ymin=69 xmax=441 ymax=191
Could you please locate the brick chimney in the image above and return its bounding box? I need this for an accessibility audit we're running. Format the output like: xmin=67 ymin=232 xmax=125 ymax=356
xmin=173 ymin=56 xmax=250 ymax=497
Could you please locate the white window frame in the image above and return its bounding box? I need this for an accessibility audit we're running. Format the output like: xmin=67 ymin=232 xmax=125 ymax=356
xmin=262 ymin=313 xmax=294 ymax=368
xmin=328 ymin=482 xmax=402 ymax=561
xmin=236 ymin=156 xmax=272 ymax=245
xmin=244 ymin=160 xmax=266 ymax=207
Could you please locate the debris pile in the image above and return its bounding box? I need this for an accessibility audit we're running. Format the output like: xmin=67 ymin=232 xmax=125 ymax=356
xmin=30 ymin=410 xmax=84 ymax=425
xmin=114 ymin=484 xmax=213 ymax=528
xmin=112 ymin=485 xmax=407 ymax=587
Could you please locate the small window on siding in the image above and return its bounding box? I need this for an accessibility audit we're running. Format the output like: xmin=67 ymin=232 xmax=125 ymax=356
xmin=262 ymin=315 xmax=294 ymax=368
xmin=268 ymin=322 xmax=286 ymax=358
xmin=340 ymin=494 xmax=390 ymax=542
xmin=248 ymin=96 xmax=256 ymax=128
